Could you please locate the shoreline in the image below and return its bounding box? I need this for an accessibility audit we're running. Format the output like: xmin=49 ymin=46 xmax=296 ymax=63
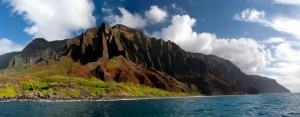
xmin=1 ymin=92 xmax=294 ymax=102
xmin=0 ymin=95 xmax=206 ymax=102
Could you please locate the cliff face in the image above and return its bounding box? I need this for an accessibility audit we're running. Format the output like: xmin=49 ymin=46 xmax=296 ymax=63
xmin=62 ymin=24 xmax=196 ymax=92
xmin=62 ymin=23 xmax=290 ymax=95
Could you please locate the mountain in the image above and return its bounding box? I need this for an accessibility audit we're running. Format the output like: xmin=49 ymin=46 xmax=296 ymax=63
xmin=0 ymin=38 xmax=67 ymax=70
xmin=0 ymin=23 xmax=290 ymax=95
xmin=62 ymin=23 xmax=290 ymax=95
xmin=0 ymin=52 xmax=19 ymax=70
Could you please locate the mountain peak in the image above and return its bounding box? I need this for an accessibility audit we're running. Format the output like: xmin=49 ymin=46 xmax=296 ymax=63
xmin=32 ymin=38 xmax=48 ymax=42
xmin=9 ymin=38 xmax=66 ymax=67
xmin=112 ymin=24 xmax=143 ymax=33
xmin=22 ymin=38 xmax=49 ymax=53
xmin=99 ymin=23 xmax=111 ymax=33
xmin=112 ymin=24 xmax=129 ymax=29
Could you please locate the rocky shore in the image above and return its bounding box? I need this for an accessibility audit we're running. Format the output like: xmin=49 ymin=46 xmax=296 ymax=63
xmin=0 ymin=92 xmax=112 ymax=102
xmin=0 ymin=92 xmax=183 ymax=102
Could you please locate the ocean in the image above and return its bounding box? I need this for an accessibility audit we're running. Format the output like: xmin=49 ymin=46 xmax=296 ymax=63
xmin=0 ymin=93 xmax=299 ymax=117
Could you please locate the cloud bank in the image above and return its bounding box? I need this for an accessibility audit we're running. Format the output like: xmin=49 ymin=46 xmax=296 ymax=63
xmin=235 ymin=6 xmax=300 ymax=92
xmin=5 ymin=0 xmax=96 ymax=41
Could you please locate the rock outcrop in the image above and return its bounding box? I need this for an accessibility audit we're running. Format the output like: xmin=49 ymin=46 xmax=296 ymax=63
xmin=62 ymin=23 xmax=290 ymax=95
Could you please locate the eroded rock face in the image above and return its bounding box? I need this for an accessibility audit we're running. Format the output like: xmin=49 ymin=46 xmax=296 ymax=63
xmin=63 ymin=24 xmax=127 ymax=64
xmin=63 ymin=24 xmax=196 ymax=92
xmin=62 ymin=23 xmax=290 ymax=95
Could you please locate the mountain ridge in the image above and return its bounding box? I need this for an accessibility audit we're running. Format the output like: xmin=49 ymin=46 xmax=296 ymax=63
xmin=61 ymin=23 xmax=290 ymax=95
xmin=0 ymin=23 xmax=290 ymax=95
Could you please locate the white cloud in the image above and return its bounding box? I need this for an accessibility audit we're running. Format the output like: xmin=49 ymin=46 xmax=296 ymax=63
xmin=104 ymin=6 xmax=167 ymax=28
xmin=263 ymin=37 xmax=285 ymax=43
xmin=235 ymin=8 xmax=300 ymax=39
xmin=104 ymin=7 xmax=147 ymax=28
xmin=153 ymin=15 xmax=271 ymax=74
xmin=5 ymin=0 xmax=96 ymax=41
xmin=273 ymin=0 xmax=300 ymax=6
xmin=234 ymin=8 xmax=266 ymax=23
xmin=270 ymin=17 xmax=300 ymax=38
xmin=145 ymin=5 xmax=168 ymax=23
xmin=0 ymin=38 xmax=23 ymax=55
xmin=102 ymin=7 xmax=113 ymax=14
xmin=273 ymin=43 xmax=299 ymax=61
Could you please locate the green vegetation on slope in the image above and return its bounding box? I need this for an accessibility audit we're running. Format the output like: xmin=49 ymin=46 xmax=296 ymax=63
xmin=0 ymin=57 xmax=195 ymax=98
xmin=0 ymin=85 xmax=17 ymax=97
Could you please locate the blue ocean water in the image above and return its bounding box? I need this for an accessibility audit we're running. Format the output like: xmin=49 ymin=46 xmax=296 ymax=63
xmin=0 ymin=93 xmax=299 ymax=117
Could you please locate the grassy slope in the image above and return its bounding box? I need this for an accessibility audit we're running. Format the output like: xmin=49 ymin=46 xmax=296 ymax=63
xmin=0 ymin=57 xmax=197 ymax=98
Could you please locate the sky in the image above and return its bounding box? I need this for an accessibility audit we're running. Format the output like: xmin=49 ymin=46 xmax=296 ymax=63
xmin=0 ymin=0 xmax=300 ymax=92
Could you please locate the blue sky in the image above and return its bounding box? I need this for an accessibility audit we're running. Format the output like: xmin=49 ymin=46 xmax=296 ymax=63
xmin=1 ymin=0 xmax=300 ymax=92
xmin=1 ymin=0 xmax=294 ymax=44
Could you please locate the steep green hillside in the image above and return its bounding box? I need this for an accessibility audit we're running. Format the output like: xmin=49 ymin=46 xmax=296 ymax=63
xmin=0 ymin=56 xmax=197 ymax=99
